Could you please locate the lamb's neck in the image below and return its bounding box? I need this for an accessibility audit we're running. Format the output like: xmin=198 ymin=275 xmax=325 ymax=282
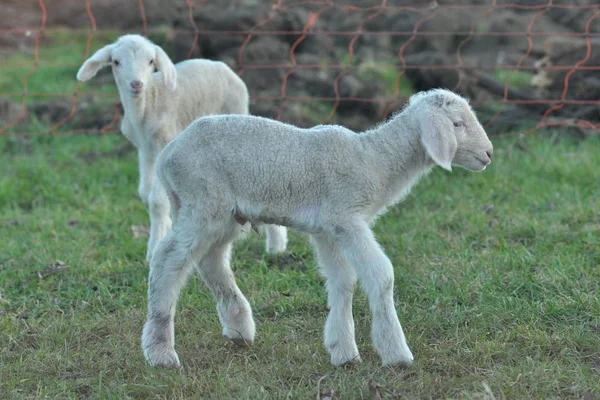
xmin=119 ymin=81 xmax=158 ymax=127
xmin=359 ymin=110 xmax=434 ymax=204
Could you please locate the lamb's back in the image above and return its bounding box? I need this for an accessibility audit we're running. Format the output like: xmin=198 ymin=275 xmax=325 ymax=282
xmin=175 ymin=115 xmax=361 ymax=202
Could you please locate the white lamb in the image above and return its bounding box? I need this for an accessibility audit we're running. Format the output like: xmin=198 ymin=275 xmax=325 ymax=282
xmin=76 ymin=34 xmax=288 ymax=260
xmin=141 ymin=89 xmax=494 ymax=368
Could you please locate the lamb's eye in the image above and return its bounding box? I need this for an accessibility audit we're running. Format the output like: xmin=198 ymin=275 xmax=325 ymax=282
xmin=113 ymin=60 xmax=120 ymax=66
xmin=453 ymin=121 xmax=463 ymax=127
xmin=149 ymin=59 xmax=154 ymax=65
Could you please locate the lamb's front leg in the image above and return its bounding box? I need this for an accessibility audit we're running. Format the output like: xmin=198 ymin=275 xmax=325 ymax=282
xmin=136 ymin=148 xmax=171 ymax=262
xmin=137 ymin=148 xmax=154 ymax=209
xmin=311 ymin=233 xmax=360 ymax=366
xmin=264 ymin=225 xmax=288 ymax=254
xmin=334 ymin=224 xmax=413 ymax=367
xmin=146 ymin=181 xmax=172 ymax=262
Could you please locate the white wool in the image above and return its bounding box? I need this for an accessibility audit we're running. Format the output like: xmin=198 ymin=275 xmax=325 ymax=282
xmin=142 ymin=88 xmax=493 ymax=368
xmin=77 ymin=34 xmax=288 ymax=260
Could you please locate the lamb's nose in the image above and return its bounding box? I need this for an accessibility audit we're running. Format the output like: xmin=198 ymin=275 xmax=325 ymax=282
xmin=486 ymin=150 xmax=493 ymax=160
xmin=131 ymin=80 xmax=143 ymax=90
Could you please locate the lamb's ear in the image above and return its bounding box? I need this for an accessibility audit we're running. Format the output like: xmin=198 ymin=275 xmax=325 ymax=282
xmin=77 ymin=44 xmax=114 ymax=81
xmin=419 ymin=107 xmax=457 ymax=171
xmin=154 ymin=45 xmax=177 ymax=92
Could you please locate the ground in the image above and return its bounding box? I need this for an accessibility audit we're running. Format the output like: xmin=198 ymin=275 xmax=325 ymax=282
xmin=1 ymin=132 xmax=598 ymax=399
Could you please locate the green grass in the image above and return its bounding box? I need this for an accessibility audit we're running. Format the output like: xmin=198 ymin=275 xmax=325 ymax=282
xmin=331 ymin=54 xmax=413 ymax=97
xmin=357 ymin=61 xmax=414 ymax=97
xmin=493 ymin=70 xmax=534 ymax=90
xmin=0 ymin=32 xmax=120 ymax=100
xmin=0 ymin=33 xmax=122 ymax=135
xmin=1 ymin=132 xmax=598 ymax=399
xmin=297 ymin=100 xmax=337 ymax=125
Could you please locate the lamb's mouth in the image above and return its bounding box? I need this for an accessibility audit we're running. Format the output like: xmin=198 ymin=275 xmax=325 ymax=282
xmin=474 ymin=156 xmax=490 ymax=166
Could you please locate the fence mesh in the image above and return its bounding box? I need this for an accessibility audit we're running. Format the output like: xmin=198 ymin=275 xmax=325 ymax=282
xmin=1 ymin=0 xmax=599 ymax=138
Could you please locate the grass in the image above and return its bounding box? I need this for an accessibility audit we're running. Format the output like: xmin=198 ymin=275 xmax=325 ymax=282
xmin=297 ymin=100 xmax=337 ymax=125
xmin=357 ymin=61 xmax=414 ymax=97
xmin=493 ymin=70 xmax=534 ymax=90
xmin=1 ymin=131 xmax=599 ymax=399
xmin=0 ymin=32 xmax=120 ymax=100
xmin=0 ymin=32 xmax=122 ymax=135
xmin=332 ymin=54 xmax=414 ymax=97
xmin=341 ymin=52 xmax=413 ymax=97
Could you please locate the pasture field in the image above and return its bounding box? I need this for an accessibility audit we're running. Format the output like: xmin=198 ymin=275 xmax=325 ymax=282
xmin=1 ymin=131 xmax=599 ymax=399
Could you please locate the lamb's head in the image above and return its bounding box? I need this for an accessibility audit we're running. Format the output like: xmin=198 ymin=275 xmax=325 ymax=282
xmin=76 ymin=34 xmax=177 ymax=96
xmin=408 ymin=89 xmax=493 ymax=172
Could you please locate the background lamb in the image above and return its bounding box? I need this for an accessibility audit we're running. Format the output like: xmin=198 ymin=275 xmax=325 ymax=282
xmin=76 ymin=34 xmax=288 ymax=260
xmin=141 ymin=88 xmax=494 ymax=368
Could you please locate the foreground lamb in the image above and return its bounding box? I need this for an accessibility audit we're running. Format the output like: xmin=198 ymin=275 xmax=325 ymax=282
xmin=142 ymin=89 xmax=494 ymax=368
xmin=76 ymin=34 xmax=288 ymax=260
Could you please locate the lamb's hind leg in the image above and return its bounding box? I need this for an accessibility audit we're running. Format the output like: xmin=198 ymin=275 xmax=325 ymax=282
xmin=142 ymin=206 xmax=218 ymax=368
xmin=311 ymin=233 xmax=360 ymax=366
xmin=196 ymin=222 xmax=255 ymax=346
xmin=333 ymin=223 xmax=413 ymax=367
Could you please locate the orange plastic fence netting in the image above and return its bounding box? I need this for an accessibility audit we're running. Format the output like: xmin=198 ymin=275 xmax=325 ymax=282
xmin=1 ymin=0 xmax=599 ymax=137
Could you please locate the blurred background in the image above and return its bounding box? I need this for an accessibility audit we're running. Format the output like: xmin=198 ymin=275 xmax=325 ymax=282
xmin=1 ymin=0 xmax=599 ymax=137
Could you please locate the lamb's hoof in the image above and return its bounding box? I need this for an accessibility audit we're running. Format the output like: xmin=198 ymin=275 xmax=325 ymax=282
xmin=144 ymin=346 xmax=181 ymax=369
xmin=223 ymin=328 xmax=254 ymax=348
xmin=228 ymin=336 xmax=252 ymax=347
xmin=222 ymin=315 xmax=256 ymax=347
xmin=331 ymin=353 xmax=362 ymax=367
xmin=326 ymin=341 xmax=362 ymax=366
xmin=381 ymin=348 xmax=414 ymax=367
xmin=142 ymin=321 xmax=180 ymax=368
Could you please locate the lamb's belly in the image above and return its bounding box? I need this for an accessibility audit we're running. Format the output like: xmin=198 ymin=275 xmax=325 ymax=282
xmin=236 ymin=203 xmax=323 ymax=234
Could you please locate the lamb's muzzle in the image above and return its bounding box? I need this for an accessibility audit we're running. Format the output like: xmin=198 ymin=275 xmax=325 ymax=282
xmin=141 ymin=88 xmax=493 ymax=368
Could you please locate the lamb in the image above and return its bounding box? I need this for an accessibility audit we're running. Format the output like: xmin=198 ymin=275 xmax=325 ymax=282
xmin=76 ymin=34 xmax=288 ymax=260
xmin=141 ymin=89 xmax=494 ymax=368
